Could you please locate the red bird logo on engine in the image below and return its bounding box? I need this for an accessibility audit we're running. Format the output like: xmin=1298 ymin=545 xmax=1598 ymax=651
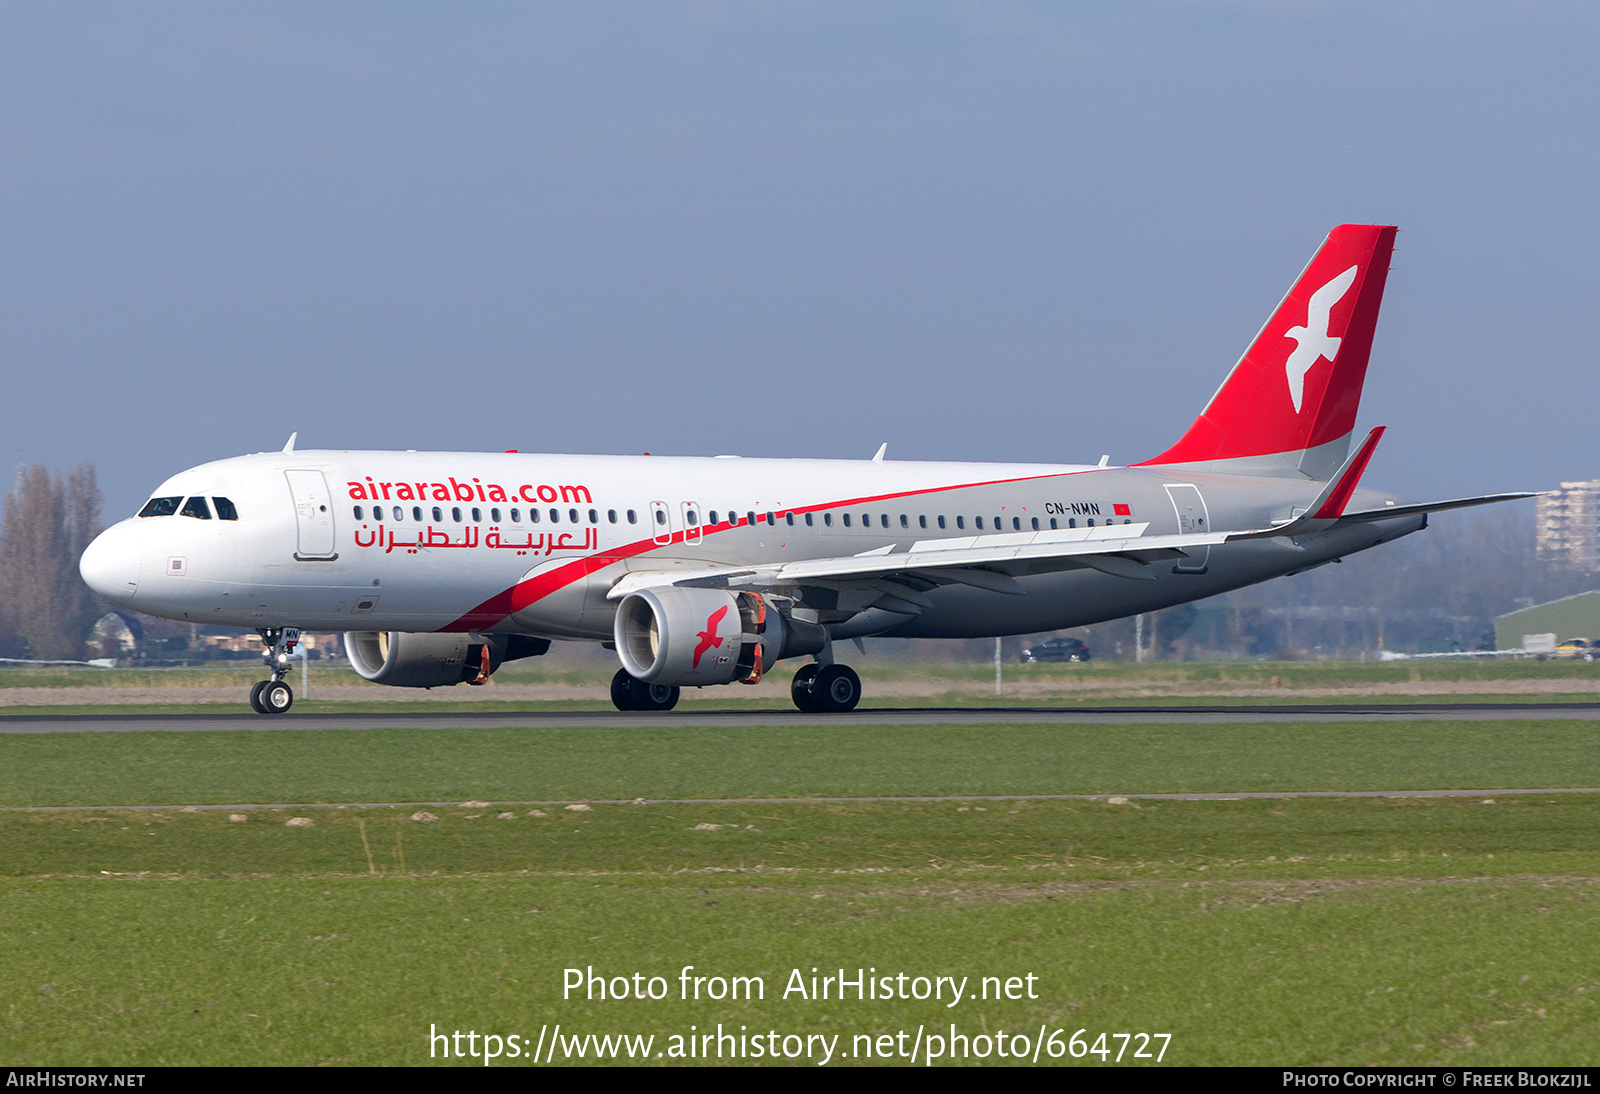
xmin=693 ymin=605 xmax=729 ymax=669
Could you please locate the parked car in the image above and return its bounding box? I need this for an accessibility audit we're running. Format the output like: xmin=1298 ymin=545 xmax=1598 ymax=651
xmin=1555 ymin=638 xmax=1598 ymax=661
xmin=1019 ymin=637 xmax=1091 ymax=663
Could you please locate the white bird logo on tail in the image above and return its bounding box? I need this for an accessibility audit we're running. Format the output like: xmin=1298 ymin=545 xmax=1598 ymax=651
xmin=1283 ymin=264 xmax=1358 ymax=413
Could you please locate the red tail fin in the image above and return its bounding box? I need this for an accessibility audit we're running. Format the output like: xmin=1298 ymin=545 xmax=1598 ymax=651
xmin=1137 ymin=224 xmax=1397 ymax=479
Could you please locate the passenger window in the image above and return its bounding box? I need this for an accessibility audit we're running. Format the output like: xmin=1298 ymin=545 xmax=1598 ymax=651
xmin=413 ymin=507 xmax=422 ymax=522
xmin=432 ymin=507 xmax=443 ymax=522
xmin=843 ymin=513 xmax=852 ymax=527
xmin=607 ymin=510 xmax=617 ymax=523
xmin=1031 ymin=517 xmax=1039 ymax=531
xmin=1050 ymin=518 xmax=1058 ymax=530
xmin=137 ymin=496 xmax=181 ymax=518
xmin=1124 ymin=518 xmax=1132 ymax=524
xmin=861 ymin=513 xmax=870 ymax=527
xmin=569 ymin=508 xmax=579 ymax=523
xmin=880 ymin=514 xmax=889 ymax=528
xmin=805 ymin=513 xmax=814 ymax=527
xmin=375 ymin=507 xmax=385 ymax=522
xmin=353 ymin=505 xmax=364 ymax=521
xmin=471 ymin=507 xmax=482 ymax=522
xmin=956 ymin=516 xmax=964 ymax=529
xmin=975 ymin=517 xmax=984 ymax=529
xmin=824 ymin=513 xmax=833 ymax=527
xmin=938 ymin=516 xmax=946 ymax=529
xmin=994 ymin=517 xmax=1001 ymax=529
xmin=709 ymin=511 xmax=719 ymax=525
xmin=1068 ymin=518 xmax=1076 ymax=528
xmin=1087 ymin=518 xmax=1095 ymax=527
xmin=686 ymin=509 xmax=699 ymax=526
xmin=551 ymin=509 xmax=561 ymax=524
xmin=747 ymin=511 xmax=756 ymax=527
xmin=529 ymin=508 xmax=540 ymax=523
xmin=588 ymin=509 xmax=598 ymax=524
xmin=452 ymin=507 xmax=463 ymax=522
xmin=213 ymin=497 xmax=239 ymax=521
xmin=900 ymin=514 xmax=908 ymax=528
xmin=786 ymin=513 xmax=795 ymax=526
xmin=1014 ymin=517 xmax=1022 ymax=531
xmin=510 ymin=507 xmax=521 ymax=523
xmin=766 ymin=512 xmax=775 ymax=526
xmin=490 ymin=508 xmax=501 ymax=522
xmin=918 ymin=515 xmax=927 ymax=529
xmin=627 ymin=510 xmax=637 ymax=524
xmin=654 ymin=509 xmax=665 ymax=525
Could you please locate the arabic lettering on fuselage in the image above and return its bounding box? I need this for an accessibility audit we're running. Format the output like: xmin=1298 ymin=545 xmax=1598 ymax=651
xmin=353 ymin=525 xmax=597 ymax=556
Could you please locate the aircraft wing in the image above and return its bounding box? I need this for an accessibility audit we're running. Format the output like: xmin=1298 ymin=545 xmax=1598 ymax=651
xmin=606 ymin=522 xmax=1232 ymax=601
xmin=606 ymin=488 xmax=1537 ymax=607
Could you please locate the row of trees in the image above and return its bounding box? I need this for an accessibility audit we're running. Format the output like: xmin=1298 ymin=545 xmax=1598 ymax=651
xmin=0 ymin=464 xmax=104 ymax=660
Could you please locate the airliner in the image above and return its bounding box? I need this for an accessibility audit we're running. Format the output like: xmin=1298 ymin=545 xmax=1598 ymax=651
xmin=78 ymin=225 xmax=1528 ymax=714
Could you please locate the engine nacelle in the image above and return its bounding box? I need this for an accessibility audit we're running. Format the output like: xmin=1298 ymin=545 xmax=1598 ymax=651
xmin=343 ymin=631 xmax=550 ymax=688
xmin=613 ymin=588 xmax=827 ymax=686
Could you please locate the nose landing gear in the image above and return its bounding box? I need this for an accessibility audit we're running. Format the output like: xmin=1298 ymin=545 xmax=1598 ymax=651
xmin=250 ymin=627 xmax=300 ymax=714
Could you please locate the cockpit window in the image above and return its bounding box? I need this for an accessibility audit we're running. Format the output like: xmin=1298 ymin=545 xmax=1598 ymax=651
xmin=180 ymin=496 xmax=212 ymax=520
xmin=213 ymin=497 xmax=238 ymax=521
xmin=138 ymin=496 xmax=181 ymax=517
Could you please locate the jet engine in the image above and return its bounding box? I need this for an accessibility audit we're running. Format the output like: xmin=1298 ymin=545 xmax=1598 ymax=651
xmin=613 ymin=587 xmax=827 ymax=687
xmin=343 ymin=631 xmax=550 ymax=688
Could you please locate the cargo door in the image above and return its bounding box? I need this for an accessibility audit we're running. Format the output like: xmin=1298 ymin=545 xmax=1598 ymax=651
xmin=285 ymin=470 xmax=338 ymax=560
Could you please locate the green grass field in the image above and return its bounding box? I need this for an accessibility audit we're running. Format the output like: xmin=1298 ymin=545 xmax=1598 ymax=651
xmin=4 ymin=716 xmax=1599 ymax=1066
xmin=0 ymin=719 xmax=1595 ymax=807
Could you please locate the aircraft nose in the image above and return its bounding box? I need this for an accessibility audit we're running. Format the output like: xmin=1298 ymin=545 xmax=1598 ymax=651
xmin=79 ymin=526 xmax=141 ymax=606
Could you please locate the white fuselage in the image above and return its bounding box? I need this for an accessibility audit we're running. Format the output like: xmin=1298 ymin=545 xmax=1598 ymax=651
xmin=80 ymin=449 xmax=1423 ymax=641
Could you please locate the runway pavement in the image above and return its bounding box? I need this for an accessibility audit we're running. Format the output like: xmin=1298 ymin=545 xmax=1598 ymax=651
xmin=3 ymin=701 xmax=1600 ymax=733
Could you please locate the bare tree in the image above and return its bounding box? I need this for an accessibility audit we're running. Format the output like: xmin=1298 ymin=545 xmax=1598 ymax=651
xmin=0 ymin=463 xmax=104 ymax=659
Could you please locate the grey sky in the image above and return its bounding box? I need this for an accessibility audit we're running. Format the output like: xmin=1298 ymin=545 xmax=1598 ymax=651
xmin=2 ymin=2 xmax=1594 ymax=517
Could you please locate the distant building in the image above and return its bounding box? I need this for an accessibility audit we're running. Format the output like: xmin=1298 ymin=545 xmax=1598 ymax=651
xmin=1495 ymin=590 xmax=1600 ymax=650
xmin=201 ymin=632 xmax=337 ymax=655
xmin=1536 ymin=481 xmax=1600 ymax=570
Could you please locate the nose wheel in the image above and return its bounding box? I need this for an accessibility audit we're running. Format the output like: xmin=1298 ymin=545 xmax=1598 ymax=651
xmin=250 ymin=627 xmax=300 ymax=715
xmin=791 ymin=663 xmax=861 ymax=713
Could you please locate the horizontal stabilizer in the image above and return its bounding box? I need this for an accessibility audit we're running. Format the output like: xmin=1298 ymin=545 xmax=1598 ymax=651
xmin=1227 ymin=491 xmax=1538 ymax=542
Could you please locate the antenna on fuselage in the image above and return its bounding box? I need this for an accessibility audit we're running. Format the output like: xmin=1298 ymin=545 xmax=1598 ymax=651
xmin=871 ymin=442 xmax=887 ymax=463
xmin=283 ymin=432 xmax=298 ymax=453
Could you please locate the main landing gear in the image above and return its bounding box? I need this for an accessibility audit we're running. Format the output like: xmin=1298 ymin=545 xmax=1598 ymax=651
xmin=791 ymin=662 xmax=861 ymax=714
xmin=606 ymin=663 xmax=863 ymax=714
xmin=610 ymin=668 xmax=680 ymax=712
xmin=250 ymin=627 xmax=299 ymax=715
